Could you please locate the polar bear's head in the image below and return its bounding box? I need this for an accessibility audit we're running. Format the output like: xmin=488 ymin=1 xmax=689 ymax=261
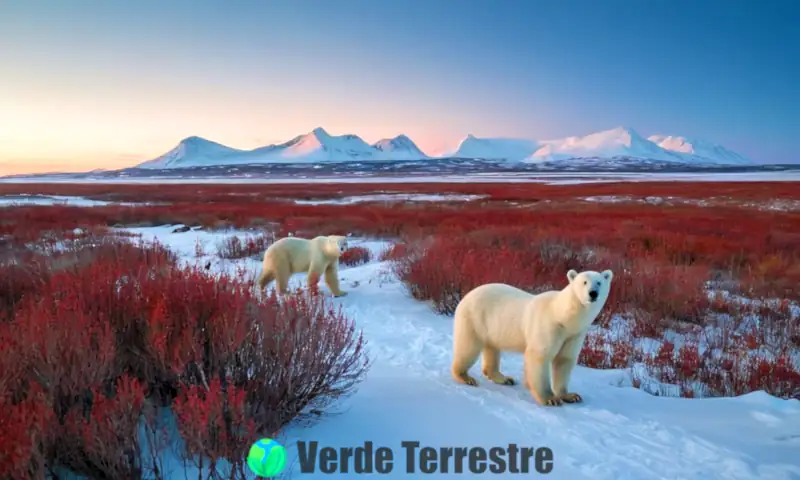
xmin=326 ymin=235 xmax=349 ymax=257
xmin=566 ymin=269 xmax=613 ymax=306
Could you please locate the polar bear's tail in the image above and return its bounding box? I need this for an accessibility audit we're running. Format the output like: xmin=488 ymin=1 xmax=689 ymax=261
xmin=256 ymin=269 xmax=274 ymax=289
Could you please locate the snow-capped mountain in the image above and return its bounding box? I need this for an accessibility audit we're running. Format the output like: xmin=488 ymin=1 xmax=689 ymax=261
xmin=136 ymin=128 xmax=429 ymax=169
xmin=519 ymin=126 xmax=754 ymax=166
xmin=135 ymin=126 xmax=755 ymax=170
xmin=648 ymin=135 xmax=752 ymax=165
xmin=136 ymin=136 xmax=244 ymax=169
xmin=253 ymin=127 xmax=378 ymax=161
xmin=526 ymin=127 xmax=681 ymax=163
xmin=450 ymin=134 xmax=539 ymax=161
xmin=372 ymin=134 xmax=429 ymax=160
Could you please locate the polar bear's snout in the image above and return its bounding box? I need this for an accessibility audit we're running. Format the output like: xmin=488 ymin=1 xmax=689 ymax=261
xmin=589 ymin=290 xmax=599 ymax=302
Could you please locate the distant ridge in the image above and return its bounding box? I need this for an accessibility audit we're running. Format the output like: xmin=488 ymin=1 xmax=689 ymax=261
xmin=135 ymin=126 xmax=755 ymax=169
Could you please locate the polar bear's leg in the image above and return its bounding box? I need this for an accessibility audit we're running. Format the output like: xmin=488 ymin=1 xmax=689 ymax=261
xmin=524 ymin=348 xmax=561 ymax=406
xmin=324 ymin=261 xmax=347 ymax=297
xmin=451 ymin=310 xmax=481 ymax=386
xmin=274 ymin=260 xmax=291 ymax=296
xmin=256 ymin=267 xmax=274 ymax=290
xmin=307 ymin=260 xmax=326 ymax=295
xmin=452 ymin=341 xmax=481 ymax=386
xmin=481 ymin=346 xmax=515 ymax=385
xmin=552 ymin=332 xmax=586 ymax=403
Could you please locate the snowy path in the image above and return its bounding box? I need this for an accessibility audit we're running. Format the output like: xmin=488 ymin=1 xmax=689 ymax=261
xmin=128 ymin=227 xmax=800 ymax=480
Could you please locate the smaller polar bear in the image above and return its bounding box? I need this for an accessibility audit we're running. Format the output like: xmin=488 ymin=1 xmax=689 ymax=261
xmin=451 ymin=269 xmax=613 ymax=407
xmin=256 ymin=235 xmax=349 ymax=297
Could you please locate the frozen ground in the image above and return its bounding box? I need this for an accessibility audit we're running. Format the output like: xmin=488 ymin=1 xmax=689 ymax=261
xmin=0 ymin=194 xmax=155 ymax=207
xmin=580 ymin=195 xmax=800 ymax=212
xmin=119 ymin=225 xmax=800 ymax=480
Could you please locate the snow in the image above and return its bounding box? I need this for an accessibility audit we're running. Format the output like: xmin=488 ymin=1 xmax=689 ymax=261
xmin=580 ymin=195 xmax=800 ymax=211
xmin=0 ymin=194 xmax=156 ymax=207
xmin=527 ymin=127 xmax=679 ymax=163
xmin=135 ymin=128 xmax=431 ymax=169
xmin=114 ymin=225 xmax=799 ymax=479
xmin=135 ymin=136 xmax=246 ymax=170
xmin=293 ymin=193 xmax=487 ymax=205
xmin=450 ymin=134 xmax=540 ymax=161
xmin=649 ymin=135 xmax=753 ymax=165
xmin=524 ymin=127 xmax=754 ymax=166
xmin=372 ymin=134 xmax=430 ymax=160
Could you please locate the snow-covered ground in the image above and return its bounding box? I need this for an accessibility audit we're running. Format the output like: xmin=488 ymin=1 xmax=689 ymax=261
xmin=294 ymin=193 xmax=487 ymax=205
xmin=0 ymin=194 xmax=156 ymax=207
xmin=580 ymin=195 xmax=800 ymax=212
xmin=121 ymin=225 xmax=800 ymax=480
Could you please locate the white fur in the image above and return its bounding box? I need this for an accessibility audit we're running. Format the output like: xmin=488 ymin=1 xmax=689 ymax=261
xmin=256 ymin=235 xmax=349 ymax=297
xmin=450 ymin=269 xmax=613 ymax=406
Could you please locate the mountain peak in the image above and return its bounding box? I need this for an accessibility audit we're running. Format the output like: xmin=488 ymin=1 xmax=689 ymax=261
xmin=453 ymin=134 xmax=539 ymax=161
xmin=648 ymin=134 xmax=752 ymax=165
xmin=179 ymin=135 xmax=212 ymax=145
xmin=371 ymin=134 xmax=428 ymax=159
xmin=310 ymin=127 xmax=330 ymax=138
xmin=594 ymin=126 xmax=644 ymax=141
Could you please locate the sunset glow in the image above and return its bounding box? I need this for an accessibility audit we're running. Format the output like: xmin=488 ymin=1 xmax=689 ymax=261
xmin=1 ymin=0 xmax=797 ymax=175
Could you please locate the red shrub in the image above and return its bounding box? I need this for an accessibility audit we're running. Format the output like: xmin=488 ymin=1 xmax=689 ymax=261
xmin=0 ymin=383 xmax=52 ymax=479
xmin=170 ymin=288 xmax=370 ymax=477
xmin=54 ymin=375 xmax=148 ymax=479
xmin=0 ymin=259 xmax=49 ymax=322
xmin=173 ymin=379 xmax=258 ymax=477
xmin=579 ymin=333 xmax=609 ymax=368
xmin=216 ymin=233 xmax=273 ymax=260
xmin=379 ymin=242 xmax=408 ymax=261
xmin=10 ymin=292 xmax=117 ymax=415
xmin=0 ymin=235 xmax=370 ymax=478
xmin=2 ymin=181 xmax=798 ymax=407
xmin=340 ymin=246 xmax=372 ymax=266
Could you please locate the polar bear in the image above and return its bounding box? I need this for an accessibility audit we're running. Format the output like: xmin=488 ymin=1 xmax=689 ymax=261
xmin=256 ymin=235 xmax=349 ymax=297
xmin=450 ymin=269 xmax=613 ymax=406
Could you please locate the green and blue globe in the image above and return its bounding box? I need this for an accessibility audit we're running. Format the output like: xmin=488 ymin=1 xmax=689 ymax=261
xmin=247 ymin=438 xmax=287 ymax=478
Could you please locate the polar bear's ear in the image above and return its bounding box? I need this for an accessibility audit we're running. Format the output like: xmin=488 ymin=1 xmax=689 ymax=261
xmin=567 ymin=269 xmax=578 ymax=283
xmin=602 ymin=269 xmax=613 ymax=281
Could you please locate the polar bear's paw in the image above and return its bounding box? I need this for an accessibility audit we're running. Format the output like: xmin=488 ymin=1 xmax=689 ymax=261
xmin=542 ymin=396 xmax=564 ymax=407
xmin=483 ymin=370 xmax=516 ymax=386
xmin=558 ymin=392 xmax=583 ymax=403
xmin=454 ymin=372 xmax=479 ymax=386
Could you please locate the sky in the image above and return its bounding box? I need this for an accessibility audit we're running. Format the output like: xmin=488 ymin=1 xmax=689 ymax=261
xmin=0 ymin=0 xmax=798 ymax=175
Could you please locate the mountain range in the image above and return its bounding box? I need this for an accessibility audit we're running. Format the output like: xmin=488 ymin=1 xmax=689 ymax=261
xmin=135 ymin=126 xmax=754 ymax=169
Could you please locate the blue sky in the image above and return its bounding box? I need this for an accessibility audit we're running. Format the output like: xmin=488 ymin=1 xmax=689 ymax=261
xmin=0 ymin=0 xmax=797 ymax=173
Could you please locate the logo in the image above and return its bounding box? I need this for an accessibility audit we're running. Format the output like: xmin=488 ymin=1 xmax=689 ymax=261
xmin=247 ymin=438 xmax=287 ymax=478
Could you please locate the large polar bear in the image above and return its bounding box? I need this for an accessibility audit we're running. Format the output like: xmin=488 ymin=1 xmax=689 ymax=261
xmin=451 ymin=269 xmax=613 ymax=406
xmin=256 ymin=235 xmax=349 ymax=297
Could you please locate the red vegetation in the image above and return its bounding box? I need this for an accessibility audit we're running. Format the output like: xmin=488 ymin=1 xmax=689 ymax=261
xmin=0 ymin=180 xmax=798 ymax=403
xmin=215 ymin=232 xmax=274 ymax=259
xmin=340 ymin=246 xmax=372 ymax=266
xmin=0 ymin=234 xmax=369 ymax=479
